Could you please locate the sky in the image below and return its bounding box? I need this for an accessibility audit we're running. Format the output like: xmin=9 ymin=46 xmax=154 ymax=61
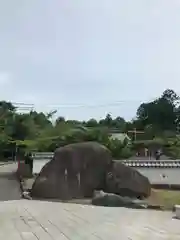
xmin=0 ymin=1 xmax=180 ymax=120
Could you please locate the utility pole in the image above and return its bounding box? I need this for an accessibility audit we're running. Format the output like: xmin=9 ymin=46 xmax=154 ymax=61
xmin=128 ymin=128 xmax=146 ymax=157
xmin=12 ymin=103 xmax=34 ymax=162
xmin=128 ymin=128 xmax=145 ymax=141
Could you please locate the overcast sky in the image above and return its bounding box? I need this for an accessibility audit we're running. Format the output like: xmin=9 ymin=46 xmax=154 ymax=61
xmin=0 ymin=0 xmax=180 ymax=120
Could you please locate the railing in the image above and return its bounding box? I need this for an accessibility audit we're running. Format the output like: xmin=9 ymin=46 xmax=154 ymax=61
xmin=122 ymin=159 xmax=180 ymax=168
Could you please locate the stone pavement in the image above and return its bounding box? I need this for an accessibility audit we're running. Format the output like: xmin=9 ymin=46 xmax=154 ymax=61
xmin=0 ymin=162 xmax=21 ymax=201
xmin=0 ymin=200 xmax=180 ymax=239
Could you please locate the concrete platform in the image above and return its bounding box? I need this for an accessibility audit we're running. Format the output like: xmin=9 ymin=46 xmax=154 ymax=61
xmin=0 ymin=200 xmax=180 ymax=239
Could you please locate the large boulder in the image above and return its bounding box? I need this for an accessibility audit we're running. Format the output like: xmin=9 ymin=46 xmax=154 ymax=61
xmin=31 ymin=142 xmax=112 ymax=200
xmin=105 ymin=161 xmax=151 ymax=199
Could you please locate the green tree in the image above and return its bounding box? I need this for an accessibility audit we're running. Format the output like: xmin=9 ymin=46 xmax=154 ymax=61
xmin=85 ymin=118 xmax=98 ymax=127
xmin=136 ymin=89 xmax=178 ymax=131
xmin=99 ymin=113 xmax=113 ymax=126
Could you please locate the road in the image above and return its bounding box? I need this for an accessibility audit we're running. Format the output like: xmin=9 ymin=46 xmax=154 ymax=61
xmin=0 ymin=163 xmax=21 ymax=201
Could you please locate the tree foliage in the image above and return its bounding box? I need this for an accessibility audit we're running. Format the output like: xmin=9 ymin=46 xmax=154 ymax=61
xmin=136 ymin=89 xmax=179 ymax=132
xmin=0 ymin=89 xmax=180 ymax=159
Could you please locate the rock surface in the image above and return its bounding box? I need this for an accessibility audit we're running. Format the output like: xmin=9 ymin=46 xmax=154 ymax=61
xmin=31 ymin=142 xmax=151 ymax=200
xmin=31 ymin=142 xmax=112 ymax=199
xmin=22 ymin=191 xmax=32 ymax=200
xmin=106 ymin=161 xmax=151 ymax=198
xmin=92 ymin=190 xmax=147 ymax=208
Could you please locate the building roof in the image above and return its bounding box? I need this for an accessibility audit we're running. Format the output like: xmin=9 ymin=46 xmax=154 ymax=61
xmin=110 ymin=133 xmax=131 ymax=142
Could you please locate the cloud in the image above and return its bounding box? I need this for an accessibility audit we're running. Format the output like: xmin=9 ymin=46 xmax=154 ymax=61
xmin=0 ymin=1 xmax=180 ymax=121
xmin=0 ymin=72 xmax=11 ymax=85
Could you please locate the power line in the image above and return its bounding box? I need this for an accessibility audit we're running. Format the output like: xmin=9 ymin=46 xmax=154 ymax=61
xmin=9 ymin=98 xmax=159 ymax=113
xmin=12 ymin=103 xmax=34 ymax=112
xmin=2 ymin=96 xmax=158 ymax=112
xmin=12 ymin=102 xmax=34 ymax=106
xmin=19 ymin=100 xmax=145 ymax=110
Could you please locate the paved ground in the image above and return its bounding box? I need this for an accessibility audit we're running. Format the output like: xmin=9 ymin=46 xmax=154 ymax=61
xmin=0 ymin=200 xmax=179 ymax=239
xmin=0 ymin=163 xmax=21 ymax=201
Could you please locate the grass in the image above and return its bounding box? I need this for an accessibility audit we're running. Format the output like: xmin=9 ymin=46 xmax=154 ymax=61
xmin=147 ymin=188 xmax=180 ymax=210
